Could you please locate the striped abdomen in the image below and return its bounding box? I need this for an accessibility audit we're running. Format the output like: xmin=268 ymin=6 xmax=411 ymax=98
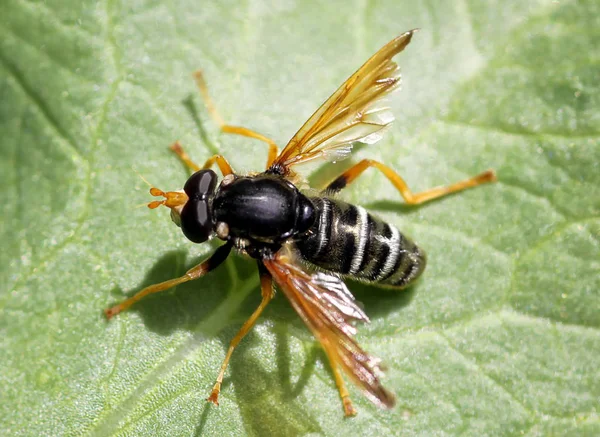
xmin=295 ymin=197 xmax=426 ymax=288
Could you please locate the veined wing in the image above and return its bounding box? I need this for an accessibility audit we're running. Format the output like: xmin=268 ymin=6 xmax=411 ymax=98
xmin=263 ymin=251 xmax=396 ymax=409
xmin=270 ymin=29 xmax=417 ymax=173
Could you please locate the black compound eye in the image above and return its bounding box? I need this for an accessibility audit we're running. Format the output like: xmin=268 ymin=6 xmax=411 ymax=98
xmin=181 ymin=199 xmax=211 ymax=243
xmin=180 ymin=170 xmax=218 ymax=243
xmin=184 ymin=169 xmax=217 ymax=200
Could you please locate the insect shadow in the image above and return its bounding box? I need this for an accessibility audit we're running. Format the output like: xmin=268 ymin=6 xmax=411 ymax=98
xmin=194 ymin=323 xmax=323 ymax=436
xmin=105 ymin=248 xmax=229 ymax=335
xmin=108 ymin=243 xmax=417 ymax=431
xmin=182 ymin=95 xmax=217 ymax=153
xmin=192 ymin=286 xmax=416 ymax=436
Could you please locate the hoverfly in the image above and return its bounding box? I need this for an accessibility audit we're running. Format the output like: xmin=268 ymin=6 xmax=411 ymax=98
xmin=105 ymin=29 xmax=496 ymax=416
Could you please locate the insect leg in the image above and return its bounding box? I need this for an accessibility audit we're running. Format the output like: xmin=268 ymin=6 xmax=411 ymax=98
xmin=323 ymin=348 xmax=358 ymax=417
xmin=169 ymin=141 xmax=234 ymax=176
xmin=194 ymin=70 xmax=279 ymax=169
xmin=104 ymin=243 xmax=232 ymax=319
xmin=207 ymin=262 xmax=274 ymax=405
xmin=324 ymin=159 xmax=496 ymax=205
xmin=170 ymin=141 xmax=201 ymax=172
xmin=201 ymin=154 xmax=234 ymax=176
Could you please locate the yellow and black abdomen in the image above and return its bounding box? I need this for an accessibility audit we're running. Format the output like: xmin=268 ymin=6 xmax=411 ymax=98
xmin=295 ymin=197 xmax=426 ymax=288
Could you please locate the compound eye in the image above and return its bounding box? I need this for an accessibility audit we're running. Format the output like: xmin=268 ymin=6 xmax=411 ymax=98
xmin=184 ymin=169 xmax=217 ymax=200
xmin=180 ymin=199 xmax=211 ymax=243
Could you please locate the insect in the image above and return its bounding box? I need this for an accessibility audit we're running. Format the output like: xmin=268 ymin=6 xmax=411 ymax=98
xmin=104 ymin=29 xmax=496 ymax=416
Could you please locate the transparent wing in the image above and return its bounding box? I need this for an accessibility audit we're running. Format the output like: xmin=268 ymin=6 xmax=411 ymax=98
xmin=271 ymin=29 xmax=417 ymax=172
xmin=263 ymin=252 xmax=396 ymax=409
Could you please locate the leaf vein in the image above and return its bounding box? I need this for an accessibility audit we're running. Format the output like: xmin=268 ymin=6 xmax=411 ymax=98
xmin=498 ymin=179 xmax=570 ymax=219
xmin=0 ymin=49 xmax=87 ymax=164
xmin=442 ymin=119 xmax=600 ymax=140
xmin=437 ymin=331 xmax=533 ymax=415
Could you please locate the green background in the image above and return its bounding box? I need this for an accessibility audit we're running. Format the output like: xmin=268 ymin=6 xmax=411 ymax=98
xmin=1 ymin=0 xmax=598 ymax=436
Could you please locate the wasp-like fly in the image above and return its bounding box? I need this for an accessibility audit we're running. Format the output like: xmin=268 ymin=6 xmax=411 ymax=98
xmin=105 ymin=29 xmax=496 ymax=416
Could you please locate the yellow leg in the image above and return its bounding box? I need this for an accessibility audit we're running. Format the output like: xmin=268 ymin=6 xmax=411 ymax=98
xmin=319 ymin=341 xmax=357 ymax=417
xmin=207 ymin=262 xmax=274 ymax=405
xmin=331 ymin=361 xmax=357 ymax=417
xmin=193 ymin=70 xmax=279 ymax=169
xmin=104 ymin=243 xmax=232 ymax=319
xmin=201 ymin=154 xmax=234 ymax=176
xmin=325 ymin=159 xmax=497 ymax=205
xmin=170 ymin=141 xmax=235 ymax=177
xmin=170 ymin=141 xmax=201 ymax=172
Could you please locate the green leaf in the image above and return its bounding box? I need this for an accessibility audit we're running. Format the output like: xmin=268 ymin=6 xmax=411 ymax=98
xmin=1 ymin=0 xmax=598 ymax=436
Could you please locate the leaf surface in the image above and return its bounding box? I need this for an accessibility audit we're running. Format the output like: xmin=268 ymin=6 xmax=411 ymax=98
xmin=1 ymin=1 xmax=598 ymax=436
